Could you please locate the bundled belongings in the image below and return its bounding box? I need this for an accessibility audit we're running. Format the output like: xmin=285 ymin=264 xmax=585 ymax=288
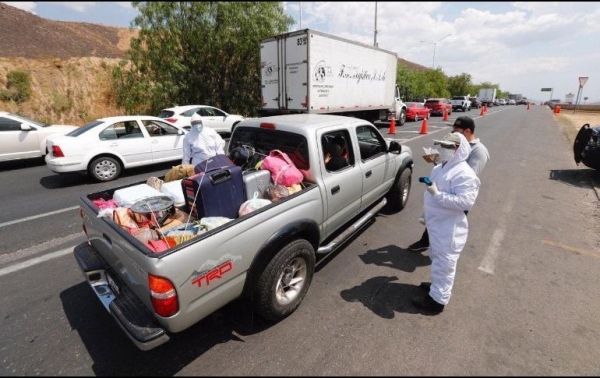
xmin=164 ymin=164 xmax=195 ymax=182
xmin=113 ymin=184 xmax=163 ymax=208
xmin=260 ymin=149 xmax=304 ymax=186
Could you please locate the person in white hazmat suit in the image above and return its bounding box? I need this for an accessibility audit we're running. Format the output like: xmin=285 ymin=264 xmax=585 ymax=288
xmin=411 ymin=132 xmax=480 ymax=314
xmin=182 ymin=113 xmax=226 ymax=166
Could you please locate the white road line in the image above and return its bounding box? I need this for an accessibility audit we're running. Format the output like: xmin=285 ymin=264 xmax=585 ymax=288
xmin=0 ymin=206 xmax=79 ymax=228
xmin=477 ymin=189 xmax=516 ymax=275
xmin=0 ymin=233 xmax=83 ymax=265
xmin=0 ymin=247 xmax=73 ymax=277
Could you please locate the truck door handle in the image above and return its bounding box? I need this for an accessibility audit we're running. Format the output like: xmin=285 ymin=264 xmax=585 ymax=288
xmin=365 ymin=170 xmax=372 ymax=178
xmin=103 ymin=233 xmax=112 ymax=246
xmin=331 ymin=185 xmax=340 ymax=195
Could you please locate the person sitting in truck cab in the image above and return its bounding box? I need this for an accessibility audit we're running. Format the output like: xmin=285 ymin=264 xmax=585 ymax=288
xmin=324 ymin=142 xmax=348 ymax=171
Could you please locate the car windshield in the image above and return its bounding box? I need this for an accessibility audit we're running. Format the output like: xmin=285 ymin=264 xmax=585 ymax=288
xmin=451 ymin=96 xmax=463 ymax=100
xmin=11 ymin=113 xmax=46 ymax=127
xmin=66 ymin=120 xmax=104 ymax=136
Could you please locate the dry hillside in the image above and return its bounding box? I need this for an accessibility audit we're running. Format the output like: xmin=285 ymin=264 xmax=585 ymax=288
xmin=0 ymin=3 xmax=137 ymax=125
xmin=0 ymin=3 xmax=428 ymax=125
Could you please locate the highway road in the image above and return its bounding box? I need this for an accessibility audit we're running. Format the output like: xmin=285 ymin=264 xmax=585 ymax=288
xmin=1 ymin=105 xmax=599 ymax=375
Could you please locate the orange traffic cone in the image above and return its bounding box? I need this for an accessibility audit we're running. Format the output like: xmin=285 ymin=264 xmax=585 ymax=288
xmin=419 ymin=118 xmax=428 ymax=134
xmin=479 ymin=106 xmax=485 ymax=116
xmin=388 ymin=117 xmax=396 ymax=135
xmin=443 ymin=110 xmax=449 ymax=121
xmin=527 ymin=103 xmax=530 ymax=110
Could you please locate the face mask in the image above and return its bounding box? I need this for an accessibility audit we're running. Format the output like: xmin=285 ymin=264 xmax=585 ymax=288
xmin=193 ymin=123 xmax=203 ymax=133
xmin=439 ymin=148 xmax=455 ymax=163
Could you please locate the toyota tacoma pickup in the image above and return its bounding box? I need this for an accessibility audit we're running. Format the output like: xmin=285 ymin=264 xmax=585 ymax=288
xmin=73 ymin=114 xmax=414 ymax=351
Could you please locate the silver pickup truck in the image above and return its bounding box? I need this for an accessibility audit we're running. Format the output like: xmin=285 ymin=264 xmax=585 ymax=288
xmin=73 ymin=114 xmax=414 ymax=351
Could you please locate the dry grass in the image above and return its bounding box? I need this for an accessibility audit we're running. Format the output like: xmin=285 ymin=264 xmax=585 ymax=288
xmin=553 ymin=108 xmax=600 ymax=145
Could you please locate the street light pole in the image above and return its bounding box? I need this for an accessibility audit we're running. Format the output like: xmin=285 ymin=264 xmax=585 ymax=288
xmin=420 ymin=33 xmax=452 ymax=68
xmin=374 ymin=2 xmax=378 ymax=47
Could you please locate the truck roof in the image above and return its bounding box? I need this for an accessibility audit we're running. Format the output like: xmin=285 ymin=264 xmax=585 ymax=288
xmin=238 ymin=114 xmax=366 ymax=134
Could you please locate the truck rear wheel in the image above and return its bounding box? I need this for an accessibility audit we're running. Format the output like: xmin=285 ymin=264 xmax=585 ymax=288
xmin=385 ymin=167 xmax=411 ymax=213
xmin=253 ymin=239 xmax=315 ymax=322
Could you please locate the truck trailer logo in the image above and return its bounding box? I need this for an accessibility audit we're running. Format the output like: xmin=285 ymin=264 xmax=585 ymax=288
xmin=313 ymin=60 xmax=332 ymax=82
xmin=263 ymin=62 xmax=275 ymax=77
xmin=338 ymin=64 xmax=386 ymax=84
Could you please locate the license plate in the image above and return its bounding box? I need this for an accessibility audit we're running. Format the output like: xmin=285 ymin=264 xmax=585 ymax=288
xmin=106 ymin=273 xmax=120 ymax=295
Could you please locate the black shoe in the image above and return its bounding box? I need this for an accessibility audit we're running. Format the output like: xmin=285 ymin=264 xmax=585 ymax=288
xmin=411 ymin=294 xmax=444 ymax=314
xmin=419 ymin=282 xmax=431 ymax=291
xmin=408 ymin=239 xmax=429 ymax=252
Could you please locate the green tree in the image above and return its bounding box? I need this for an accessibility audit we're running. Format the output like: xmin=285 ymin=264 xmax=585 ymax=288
xmin=447 ymin=73 xmax=473 ymax=96
xmin=112 ymin=2 xmax=294 ymax=117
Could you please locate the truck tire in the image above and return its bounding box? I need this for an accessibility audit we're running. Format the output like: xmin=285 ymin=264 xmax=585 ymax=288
xmin=385 ymin=167 xmax=411 ymax=212
xmin=254 ymin=239 xmax=315 ymax=322
xmin=88 ymin=156 xmax=122 ymax=182
xmin=397 ymin=109 xmax=406 ymax=126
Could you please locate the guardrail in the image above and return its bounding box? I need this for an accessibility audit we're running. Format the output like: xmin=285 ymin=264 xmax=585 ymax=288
xmin=544 ymin=103 xmax=600 ymax=112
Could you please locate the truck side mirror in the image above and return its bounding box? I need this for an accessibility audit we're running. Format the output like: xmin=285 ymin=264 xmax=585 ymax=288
xmin=388 ymin=141 xmax=401 ymax=154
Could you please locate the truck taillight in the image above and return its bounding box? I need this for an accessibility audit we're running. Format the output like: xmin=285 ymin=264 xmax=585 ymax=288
xmin=149 ymin=274 xmax=179 ymax=317
xmin=51 ymin=145 xmax=64 ymax=157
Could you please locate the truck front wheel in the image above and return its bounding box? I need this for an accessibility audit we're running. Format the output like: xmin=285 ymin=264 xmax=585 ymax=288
xmin=397 ymin=109 xmax=406 ymax=126
xmin=385 ymin=167 xmax=411 ymax=213
xmin=254 ymin=239 xmax=315 ymax=322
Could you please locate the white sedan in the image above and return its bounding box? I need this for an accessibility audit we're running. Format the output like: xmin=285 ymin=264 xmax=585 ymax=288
xmin=158 ymin=105 xmax=245 ymax=134
xmin=45 ymin=115 xmax=187 ymax=182
xmin=0 ymin=111 xmax=78 ymax=162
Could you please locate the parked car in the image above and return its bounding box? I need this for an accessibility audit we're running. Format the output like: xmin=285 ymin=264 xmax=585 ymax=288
xmin=424 ymin=98 xmax=452 ymax=116
xmin=574 ymin=123 xmax=600 ymax=170
xmin=498 ymin=98 xmax=507 ymax=106
xmin=0 ymin=112 xmax=78 ymax=162
xmin=469 ymin=97 xmax=481 ymax=109
xmin=508 ymin=99 xmax=516 ymax=105
xmin=158 ymin=105 xmax=245 ymax=134
xmin=45 ymin=115 xmax=187 ymax=182
xmin=405 ymin=102 xmax=431 ymax=121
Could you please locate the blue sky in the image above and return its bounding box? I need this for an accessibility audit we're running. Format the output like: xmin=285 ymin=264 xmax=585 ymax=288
xmin=4 ymin=1 xmax=599 ymax=103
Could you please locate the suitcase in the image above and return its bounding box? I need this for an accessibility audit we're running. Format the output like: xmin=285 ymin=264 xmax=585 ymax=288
xmin=182 ymin=165 xmax=245 ymax=219
xmin=194 ymin=154 xmax=236 ymax=174
xmin=242 ymin=169 xmax=271 ymax=200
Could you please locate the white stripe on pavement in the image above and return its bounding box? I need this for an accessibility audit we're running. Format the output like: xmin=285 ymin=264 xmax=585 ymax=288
xmin=0 ymin=206 xmax=79 ymax=228
xmin=0 ymin=233 xmax=83 ymax=265
xmin=0 ymin=247 xmax=73 ymax=277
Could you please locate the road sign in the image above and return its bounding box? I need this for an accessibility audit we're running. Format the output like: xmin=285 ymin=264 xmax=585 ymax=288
xmin=579 ymin=77 xmax=588 ymax=88
xmin=541 ymin=88 xmax=552 ymax=92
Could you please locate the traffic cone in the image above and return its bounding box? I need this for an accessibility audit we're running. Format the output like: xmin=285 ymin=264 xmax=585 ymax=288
xmin=527 ymin=103 xmax=530 ymax=110
xmin=443 ymin=110 xmax=449 ymax=121
xmin=388 ymin=117 xmax=396 ymax=135
xmin=419 ymin=118 xmax=428 ymax=134
xmin=479 ymin=106 xmax=485 ymax=116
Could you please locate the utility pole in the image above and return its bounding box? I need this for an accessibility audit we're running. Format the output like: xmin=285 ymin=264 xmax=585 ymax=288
xmin=374 ymin=2 xmax=378 ymax=47
xmin=299 ymin=2 xmax=302 ymax=29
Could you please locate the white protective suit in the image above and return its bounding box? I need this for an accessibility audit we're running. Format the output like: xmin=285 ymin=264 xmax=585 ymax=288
xmin=182 ymin=116 xmax=225 ymax=166
xmin=423 ymin=132 xmax=480 ymax=305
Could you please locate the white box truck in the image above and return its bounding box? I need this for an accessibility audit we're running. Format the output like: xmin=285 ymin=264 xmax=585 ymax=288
xmin=479 ymin=88 xmax=497 ymax=107
xmin=260 ymin=29 xmax=406 ymax=125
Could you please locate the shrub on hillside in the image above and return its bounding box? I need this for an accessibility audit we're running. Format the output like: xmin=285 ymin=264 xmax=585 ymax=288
xmin=0 ymin=70 xmax=32 ymax=103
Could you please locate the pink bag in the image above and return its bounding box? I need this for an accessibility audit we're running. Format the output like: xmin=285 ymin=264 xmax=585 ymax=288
xmin=261 ymin=149 xmax=304 ymax=186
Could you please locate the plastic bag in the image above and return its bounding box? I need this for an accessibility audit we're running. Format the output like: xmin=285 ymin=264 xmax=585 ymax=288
xmin=199 ymin=217 xmax=233 ymax=231
xmin=264 ymin=184 xmax=289 ymax=202
xmin=239 ymin=193 xmax=271 ymax=217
